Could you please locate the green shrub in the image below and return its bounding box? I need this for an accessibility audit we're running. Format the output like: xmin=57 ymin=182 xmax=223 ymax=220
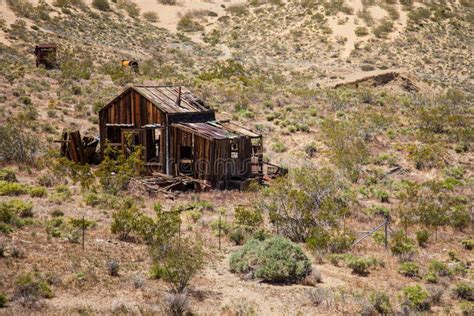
xmin=373 ymin=18 xmax=394 ymax=38
xmin=328 ymin=231 xmax=356 ymax=253
xmin=117 ymin=0 xmax=140 ymax=18
xmin=425 ymin=271 xmax=438 ymax=284
xmin=408 ymin=7 xmax=431 ymax=23
xmin=92 ymin=0 xmax=110 ymax=11
xmin=38 ymin=174 xmax=55 ymax=187
xmin=459 ymin=301 xmax=474 ymax=315
xmin=0 ymin=199 xmax=34 ymax=230
xmin=139 ymin=204 xmax=181 ymax=246
xmin=99 ymin=62 xmax=133 ymax=85
xmin=5 ymin=0 xmax=35 ymax=18
xmin=84 ymin=192 xmax=120 ymax=209
xmin=271 ymin=141 xmax=287 ymax=153
xmin=416 ymin=229 xmax=430 ymax=247
xmin=234 ymin=206 xmax=263 ymax=232
xmin=461 ymin=239 xmax=474 ymax=250
xmin=185 ymin=210 xmax=202 ymax=223
xmin=149 ymin=263 xmax=166 ymax=280
xmin=453 ymin=282 xmax=473 ymax=301
xmin=374 ymin=189 xmax=389 ymax=203
xmin=399 ymin=262 xmax=419 ymax=277
xmin=429 ymin=260 xmax=450 ymax=277
xmin=210 ymin=217 xmax=231 ymax=236
xmin=354 ymin=26 xmax=369 ymax=37
xmin=51 ymin=209 xmax=64 ymax=217
xmin=49 ymin=185 xmax=72 ymax=204
xmin=177 ymin=15 xmax=204 ymax=32
xmin=54 ymin=0 xmax=86 ymax=8
xmin=46 ymin=217 xmax=64 ymax=238
xmin=143 ymin=11 xmax=159 ymax=23
xmin=449 ymin=262 xmax=468 ymax=277
xmin=390 ymin=230 xmax=415 ymax=261
xmin=96 ymin=144 xmax=144 ymax=194
xmin=58 ymin=49 xmax=94 ymax=81
xmin=0 ymin=292 xmax=7 ymax=308
xmin=0 ymin=181 xmax=29 ymax=196
xmin=401 ymin=285 xmax=430 ymax=311
xmin=407 ymin=143 xmax=445 ymax=170
xmin=225 ymin=4 xmax=248 ymax=16
xmin=369 ymin=292 xmax=392 ymax=314
xmin=29 ymin=186 xmax=47 ymax=198
xmin=229 ymin=228 xmax=245 ymax=245
xmin=229 ymin=237 xmax=311 ymax=283
xmin=304 ymin=142 xmax=317 ymax=157
xmin=111 ymin=204 xmax=142 ymax=241
xmin=69 ymin=217 xmax=95 ymax=230
xmin=449 ymin=206 xmax=470 ymax=231
xmin=306 ymin=227 xmax=331 ymax=252
xmin=14 ymin=272 xmax=53 ymax=306
xmin=198 ymin=60 xmax=247 ymax=81
xmin=347 ymin=256 xmax=372 ymax=276
xmin=0 ymin=168 xmax=17 ymax=182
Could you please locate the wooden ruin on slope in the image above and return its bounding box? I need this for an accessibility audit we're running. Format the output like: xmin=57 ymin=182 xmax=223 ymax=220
xmin=97 ymin=85 xmax=275 ymax=190
xmin=34 ymin=44 xmax=58 ymax=69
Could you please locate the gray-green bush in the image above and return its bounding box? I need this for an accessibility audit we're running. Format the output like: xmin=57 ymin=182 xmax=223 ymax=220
xmin=229 ymin=236 xmax=311 ymax=283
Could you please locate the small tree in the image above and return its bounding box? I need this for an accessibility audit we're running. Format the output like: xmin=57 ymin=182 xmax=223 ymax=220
xmin=0 ymin=123 xmax=38 ymax=165
xmin=396 ymin=180 xmax=421 ymax=235
xmin=151 ymin=238 xmax=204 ymax=293
xmin=260 ymin=167 xmax=348 ymax=242
xmin=321 ymin=118 xmax=369 ymax=181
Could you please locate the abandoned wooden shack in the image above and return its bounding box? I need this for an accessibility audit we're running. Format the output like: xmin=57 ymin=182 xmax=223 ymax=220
xmin=98 ymin=86 xmax=264 ymax=189
xmin=34 ymin=44 xmax=58 ymax=69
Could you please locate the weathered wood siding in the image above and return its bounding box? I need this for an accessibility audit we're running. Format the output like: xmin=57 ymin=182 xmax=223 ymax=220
xmin=169 ymin=125 xmax=253 ymax=186
xmin=99 ymin=89 xmax=166 ymax=163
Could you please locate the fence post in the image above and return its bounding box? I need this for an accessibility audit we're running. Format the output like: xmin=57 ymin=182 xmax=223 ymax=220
xmin=82 ymin=215 xmax=85 ymax=251
xmin=218 ymin=212 xmax=221 ymax=251
xmin=384 ymin=216 xmax=388 ymax=250
xmin=178 ymin=218 xmax=181 ymax=249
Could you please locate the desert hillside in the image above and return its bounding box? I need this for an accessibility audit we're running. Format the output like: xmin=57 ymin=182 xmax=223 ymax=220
xmin=0 ymin=0 xmax=473 ymax=315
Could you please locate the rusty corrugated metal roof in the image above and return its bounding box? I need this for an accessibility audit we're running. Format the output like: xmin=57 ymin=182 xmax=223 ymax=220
xmin=133 ymin=86 xmax=210 ymax=114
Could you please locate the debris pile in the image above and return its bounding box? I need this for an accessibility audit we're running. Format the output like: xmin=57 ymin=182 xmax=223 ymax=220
xmin=56 ymin=131 xmax=99 ymax=164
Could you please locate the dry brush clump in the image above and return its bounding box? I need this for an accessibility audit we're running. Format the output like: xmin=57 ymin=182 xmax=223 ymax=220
xmin=13 ymin=272 xmax=54 ymax=308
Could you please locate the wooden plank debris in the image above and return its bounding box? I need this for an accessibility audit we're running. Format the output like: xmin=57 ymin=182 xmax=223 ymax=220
xmin=55 ymin=131 xmax=98 ymax=164
xmin=136 ymin=174 xmax=211 ymax=194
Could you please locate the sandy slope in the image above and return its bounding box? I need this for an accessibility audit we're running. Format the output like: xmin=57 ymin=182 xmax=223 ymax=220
xmin=27 ymin=0 xmax=244 ymax=32
xmin=3 ymin=0 xmax=409 ymax=59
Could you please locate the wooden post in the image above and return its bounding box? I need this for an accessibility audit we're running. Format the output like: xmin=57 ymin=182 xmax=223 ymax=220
xmin=82 ymin=215 xmax=85 ymax=251
xmin=178 ymin=217 xmax=181 ymax=249
xmin=384 ymin=216 xmax=388 ymax=250
xmin=177 ymin=87 xmax=182 ymax=107
xmin=218 ymin=212 xmax=221 ymax=251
